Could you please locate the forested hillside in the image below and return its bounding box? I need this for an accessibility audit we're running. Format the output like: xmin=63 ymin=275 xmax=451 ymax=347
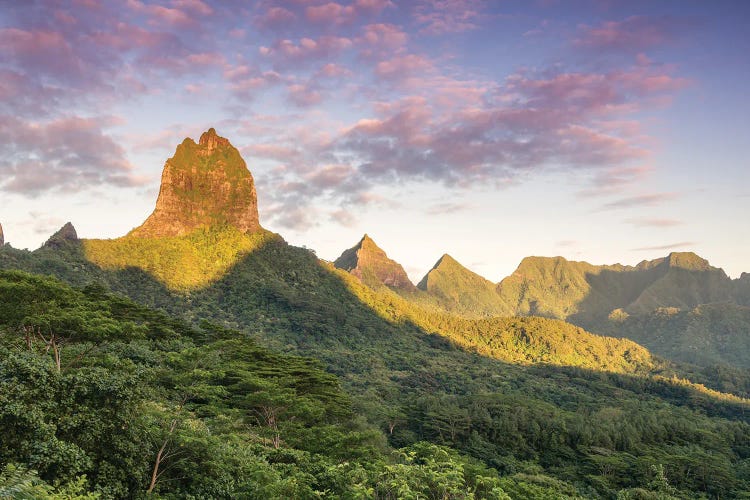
xmin=0 ymin=270 xmax=519 ymax=498
xmin=2 ymin=237 xmax=750 ymax=498
xmin=332 ymin=237 xmax=750 ymax=371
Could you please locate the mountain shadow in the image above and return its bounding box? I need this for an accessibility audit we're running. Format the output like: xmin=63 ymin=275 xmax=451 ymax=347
xmin=3 ymin=240 xmax=750 ymax=498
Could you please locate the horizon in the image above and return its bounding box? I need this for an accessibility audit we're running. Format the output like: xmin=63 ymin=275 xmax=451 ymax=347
xmin=1 ymin=1 xmax=748 ymax=280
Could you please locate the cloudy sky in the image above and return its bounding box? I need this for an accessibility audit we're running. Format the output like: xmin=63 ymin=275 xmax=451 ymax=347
xmin=1 ymin=0 xmax=748 ymax=281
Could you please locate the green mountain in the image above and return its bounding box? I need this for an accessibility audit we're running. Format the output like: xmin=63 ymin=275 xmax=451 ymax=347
xmin=334 ymin=234 xmax=417 ymax=292
xmin=417 ymin=254 xmax=512 ymax=317
xmin=494 ymin=252 xmax=736 ymax=323
xmin=491 ymin=253 xmax=750 ymax=368
xmin=2 ymin=129 xmax=750 ymax=498
xmin=600 ymin=303 xmax=750 ymax=370
xmin=79 ymin=129 xmax=271 ymax=292
xmin=625 ymin=253 xmax=735 ymax=314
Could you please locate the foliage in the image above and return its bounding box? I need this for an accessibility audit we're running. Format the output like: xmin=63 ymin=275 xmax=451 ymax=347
xmin=2 ymin=237 xmax=750 ymax=498
xmin=0 ymin=463 xmax=99 ymax=500
xmin=601 ymin=302 xmax=750 ymax=369
xmin=83 ymin=226 xmax=277 ymax=292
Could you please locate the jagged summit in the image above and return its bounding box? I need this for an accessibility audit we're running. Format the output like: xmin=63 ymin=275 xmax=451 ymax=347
xmin=0 ymin=222 xmax=4 ymax=246
xmin=664 ymin=251 xmax=711 ymax=271
xmin=130 ymin=128 xmax=260 ymax=237
xmin=44 ymin=222 xmax=78 ymax=248
xmin=199 ymin=127 xmax=230 ymax=151
xmin=334 ymin=234 xmax=416 ymax=292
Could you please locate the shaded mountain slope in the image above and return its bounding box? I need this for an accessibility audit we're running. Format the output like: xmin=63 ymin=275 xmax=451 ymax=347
xmin=625 ymin=253 xmax=735 ymax=314
xmin=494 ymin=252 xmax=737 ymax=325
xmin=601 ymin=302 xmax=750 ymax=369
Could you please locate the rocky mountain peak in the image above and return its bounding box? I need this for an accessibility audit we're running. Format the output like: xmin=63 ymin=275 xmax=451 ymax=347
xmin=198 ymin=127 xmax=230 ymax=152
xmin=334 ymin=234 xmax=416 ymax=292
xmin=0 ymin=222 xmax=3 ymax=246
xmin=130 ymin=128 xmax=261 ymax=237
xmin=665 ymin=251 xmax=711 ymax=271
xmin=44 ymin=222 xmax=78 ymax=248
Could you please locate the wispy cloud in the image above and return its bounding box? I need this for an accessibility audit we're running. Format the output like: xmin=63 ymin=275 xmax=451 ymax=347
xmin=631 ymin=241 xmax=696 ymax=251
xmin=600 ymin=193 xmax=678 ymax=210
xmin=578 ymin=165 xmax=653 ymax=198
xmin=625 ymin=217 xmax=682 ymax=227
xmin=575 ymin=15 xmax=685 ymax=53
xmin=425 ymin=202 xmax=474 ymax=215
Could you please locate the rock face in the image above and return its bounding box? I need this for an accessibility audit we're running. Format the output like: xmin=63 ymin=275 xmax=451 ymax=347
xmin=44 ymin=222 xmax=78 ymax=248
xmin=0 ymin=222 xmax=3 ymax=246
xmin=334 ymin=235 xmax=416 ymax=292
xmin=131 ymin=128 xmax=261 ymax=237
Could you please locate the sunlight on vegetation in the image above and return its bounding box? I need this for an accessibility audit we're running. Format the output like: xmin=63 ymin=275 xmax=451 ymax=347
xmin=83 ymin=226 xmax=278 ymax=292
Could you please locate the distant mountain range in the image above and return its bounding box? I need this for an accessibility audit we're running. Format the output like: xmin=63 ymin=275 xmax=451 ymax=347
xmin=334 ymin=233 xmax=747 ymax=320
xmin=332 ymin=235 xmax=750 ymax=368
xmin=2 ymin=128 xmax=748 ymax=370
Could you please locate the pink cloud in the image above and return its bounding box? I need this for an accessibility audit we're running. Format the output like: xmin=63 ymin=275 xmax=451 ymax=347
xmin=0 ymin=115 xmax=148 ymax=195
xmin=247 ymin=143 xmax=303 ymax=162
xmin=578 ymin=165 xmax=653 ymax=197
xmin=126 ymin=0 xmax=193 ymax=26
xmin=0 ymin=28 xmax=83 ymax=81
xmin=315 ymin=63 xmax=353 ymax=78
xmin=375 ymin=54 xmax=434 ymax=80
xmin=305 ymin=0 xmax=392 ymax=25
xmin=329 ymin=209 xmax=356 ymax=227
xmin=576 ymin=16 xmax=683 ymax=53
xmin=306 ymin=2 xmax=356 ymax=24
xmin=172 ymin=0 xmax=213 ymax=15
xmin=186 ymin=52 xmax=226 ymax=67
xmin=226 ymin=67 xmax=285 ymax=98
xmin=287 ymin=83 xmax=323 ymax=107
xmin=305 ymin=164 xmax=357 ymax=188
xmin=601 ymin=193 xmax=678 ymax=210
xmin=261 ymin=36 xmax=353 ymax=66
xmin=414 ymin=0 xmax=485 ymax=35
xmin=255 ymin=6 xmax=297 ymax=29
xmin=632 ymin=241 xmax=695 ymax=252
xmin=331 ymin=61 xmax=685 ymax=187
xmin=357 ymin=23 xmax=409 ymax=58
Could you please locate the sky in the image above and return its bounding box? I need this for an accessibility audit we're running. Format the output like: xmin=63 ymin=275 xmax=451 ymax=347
xmin=1 ymin=0 xmax=748 ymax=282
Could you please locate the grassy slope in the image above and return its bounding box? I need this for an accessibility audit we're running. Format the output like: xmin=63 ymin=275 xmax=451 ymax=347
xmin=83 ymin=226 xmax=277 ymax=291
